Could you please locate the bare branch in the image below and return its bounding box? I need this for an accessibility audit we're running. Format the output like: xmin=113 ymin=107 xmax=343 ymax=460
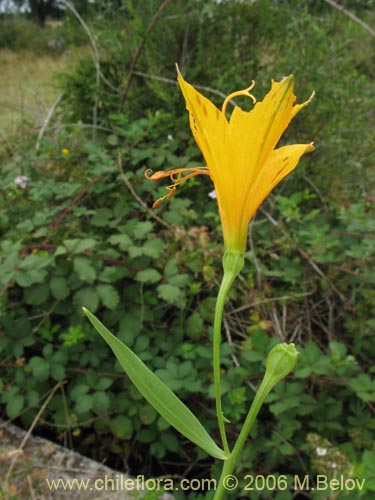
xmin=63 ymin=0 xmax=101 ymax=131
xmin=323 ymin=0 xmax=375 ymax=38
xmin=120 ymin=0 xmax=174 ymax=108
xmin=35 ymin=92 xmax=64 ymax=151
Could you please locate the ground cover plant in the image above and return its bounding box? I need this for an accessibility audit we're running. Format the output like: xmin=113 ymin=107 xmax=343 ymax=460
xmin=0 ymin=1 xmax=374 ymax=499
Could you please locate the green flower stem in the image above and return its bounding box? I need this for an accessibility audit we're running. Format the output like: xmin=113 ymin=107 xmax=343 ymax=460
xmin=213 ymin=251 xmax=244 ymax=455
xmin=213 ymin=376 xmax=278 ymax=500
xmin=214 ymin=343 xmax=299 ymax=500
xmin=213 ymin=272 xmax=234 ymax=455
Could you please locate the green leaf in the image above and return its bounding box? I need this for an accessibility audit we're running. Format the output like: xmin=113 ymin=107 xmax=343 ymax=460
xmin=127 ymin=240 xmax=165 ymax=259
xmin=26 ymin=390 xmax=39 ymax=408
xmin=161 ymin=433 xmax=180 ymax=452
xmin=6 ymin=394 xmax=24 ymax=418
xmin=139 ymin=404 xmax=157 ymax=425
xmin=50 ymin=276 xmax=70 ymax=300
xmin=142 ymin=238 xmax=165 ymax=258
xmin=24 ymin=283 xmax=50 ymax=305
xmin=128 ymin=246 xmax=143 ymax=259
xmin=75 ymin=393 xmax=93 ymax=414
xmin=74 ymin=287 xmax=99 ymax=312
xmin=15 ymin=271 xmax=33 ymax=287
xmin=157 ymin=284 xmax=185 ymax=308
xmin=29 ymin=269 xmax=48 ymax=284
xmin=28 ymin=356 xmax=50 ymax=382
xmin=135 ymin=269 xmax=162 ymax=284
xmin=99 ymin=266 xmax=128 ymax=283
xmin=82 ymin=308 xmax=227 ymax=461
xmin=64 ymin=238 xmax=97 ymax=254
xmin=90 ymin=208 xmax=112 ymax=227
xmin=111 ymin=415 xmax=133 ymax=439
xmin=70 ymin=383 xmax=90 ymax=400
xmin=107 ymin=134 xmax=119 ymax=146
xmin=96 ymin=377 xmax=113 ymax=391
xmin=348 ymin=374 xmax=375 ymax=402
xmin=74 ymin=256 xmax=96 ymax=283
xmin=164 ymin=258 xmax=178 ymax=277
xmin=132 ymin=221 xmax=153 ymax=239
xmin=18 ymin=254 xmax=52 ymax=270
xmin=186 ymin=312 xmax=203 ymax=340
xmin=108 ymin=233 xmax=133 ymax=251
xmin=50 ymin=363 xmax=66 ymax=381
xmin=96 ymin=284 xmax=120 ymax=310
xmin=93 ymin=391 xmax=111 ymax=412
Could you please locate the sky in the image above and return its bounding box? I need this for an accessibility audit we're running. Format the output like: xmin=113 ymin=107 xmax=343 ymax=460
xmin=0 ymin=0 xmax=28 ymax=13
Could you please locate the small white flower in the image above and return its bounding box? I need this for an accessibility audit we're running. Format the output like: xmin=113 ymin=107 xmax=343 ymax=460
xmin=316 ymin=447 xmax=327 ymax=456
xmin=14 ymin=176 xmax=29 ymax=189
xmin=208 ymin=189 xmax=217 ymax=199
xmin=331 ymin=462 xmax=337 ymax=469
xmin=167 ymin=134 xmax=173 ymax=141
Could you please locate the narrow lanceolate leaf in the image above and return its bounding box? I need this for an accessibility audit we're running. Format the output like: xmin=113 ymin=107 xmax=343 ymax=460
xmin=82 ymin=308 xmax=227 ymax=461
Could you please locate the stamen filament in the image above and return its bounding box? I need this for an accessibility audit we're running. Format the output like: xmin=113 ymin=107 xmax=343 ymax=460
xmin=145 ymin=167 xmax=209 ymax=182
xmin=145 ymin=167 xmax=210 ymax=208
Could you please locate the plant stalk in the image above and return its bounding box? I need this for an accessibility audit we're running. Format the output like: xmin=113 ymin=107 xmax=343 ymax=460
xmin=213 ymin=251 xmax=244 ymax=455
xmin=213 ymin=271 xmax=234 ymax=455
xmin=213 ymin=341 xmax=299 ymax=499
xmin=213 ymin=375 xmax=276 ymax=500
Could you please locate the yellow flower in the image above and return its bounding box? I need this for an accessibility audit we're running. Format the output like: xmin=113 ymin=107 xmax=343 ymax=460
xmin=61 ymin=148 xmax=70 ymax=155
xmin=146 ymin=69 xmax=314 ymax=254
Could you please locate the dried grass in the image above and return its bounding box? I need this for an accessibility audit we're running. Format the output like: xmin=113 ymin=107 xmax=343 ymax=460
xmin=0 ymin=48 xmax=86 ymax=134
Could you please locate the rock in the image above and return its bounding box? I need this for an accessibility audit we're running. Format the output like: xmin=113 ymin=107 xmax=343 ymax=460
xmin=0 ymin=420 xmax=174 ymax=499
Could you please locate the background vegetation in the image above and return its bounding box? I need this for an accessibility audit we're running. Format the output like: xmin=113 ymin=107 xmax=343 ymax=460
xmin=0 ymin=0 xmax=374 ymax=499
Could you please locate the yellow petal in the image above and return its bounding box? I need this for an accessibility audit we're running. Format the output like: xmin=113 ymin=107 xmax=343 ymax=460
xmin=228 ymin=76 xmax=296 ymax=172
xmin=149 ymin=70 xmax=315 ymax=254
xmin=177 ymin=72 xmax=228 ymax=186
xmin=250 ymin=142 xmax=315 ymax=206
xmin=292 ymin=91 xmax=315 ymax=118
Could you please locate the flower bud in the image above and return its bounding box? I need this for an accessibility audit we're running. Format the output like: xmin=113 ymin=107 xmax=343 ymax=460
xmin=264 ymin=343 xmax=299 ymax=387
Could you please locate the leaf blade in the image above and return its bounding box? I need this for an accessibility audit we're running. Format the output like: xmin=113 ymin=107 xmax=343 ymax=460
xmin=82 ymin=307 xmax=227 ymax=460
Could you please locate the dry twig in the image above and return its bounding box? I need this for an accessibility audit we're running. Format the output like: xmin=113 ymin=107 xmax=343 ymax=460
xmin=35 ymin=92 xmax=64 ymax=151
xmin=323 ymin=0 xmax=375 ymax=38
xmin=120 ymin=0 xmax=174 ymax=108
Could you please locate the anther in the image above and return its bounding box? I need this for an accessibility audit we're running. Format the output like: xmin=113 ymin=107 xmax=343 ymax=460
xmin=153 ymin=198 xmax=164 ymax=208
xmin=145 ymin=169 xmax=167 ymax=180
xmin=167 ymin=187 xmax=176 ymax=200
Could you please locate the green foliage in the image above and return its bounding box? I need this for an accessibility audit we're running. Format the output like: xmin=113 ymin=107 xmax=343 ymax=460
xmin=0 ymin=16 xmax=66 ymax=53
xmin=0 ymin=16 xmax=47 ymax=51
xmin=1 ymin=0 xmax=374 ymax=498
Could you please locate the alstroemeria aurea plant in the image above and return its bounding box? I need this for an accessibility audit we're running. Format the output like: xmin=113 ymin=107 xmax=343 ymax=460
xmin=84 ymin=69 xmax=315 ymax=500
xmin=146 ymin=69 xmax=314 ymax=257
xmin=145 ymin=71 xmax=314 ymax=498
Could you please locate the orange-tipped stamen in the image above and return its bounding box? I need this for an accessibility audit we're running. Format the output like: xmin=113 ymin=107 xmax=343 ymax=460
xmin=145 ymin=167 xmax=209 ymax=207
xmin=221 ymin=81 xmax=256 ymax=116
xmin=145 ymin=167 xmax=209 ymax=182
